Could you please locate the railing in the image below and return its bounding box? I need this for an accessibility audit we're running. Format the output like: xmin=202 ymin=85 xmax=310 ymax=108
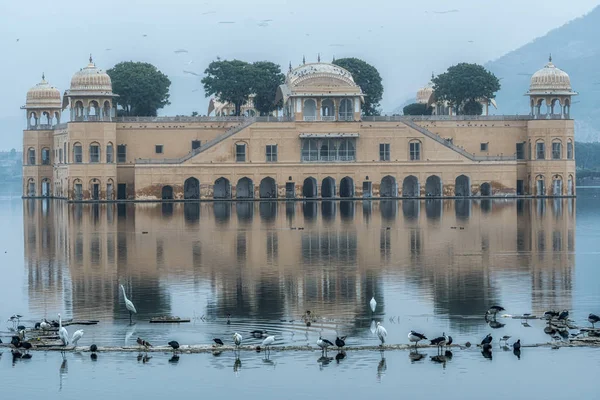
xmin=116 ymin=116 xmax=247 ymax=123
xmin=321 ymin=116 xmax=336 ymax=121
xmin=72 ymin=115 xmax=113 ymax=122
xmin=303 ymin=116 xmax=317 ymax=121
xmin=27 ymin=124 xmax=54 ymax=130
xmin=136 ymin=118 xmax=257 ymax=164
xmin=401 ymin=119 xmax=516 ymax=161
xmin=362 ymin=115 xmax=534 ymax=122
xmin=338 ymin=115 xmax=355 ymax=121
xmin=301 ymin=155 xmax=356 ymax=162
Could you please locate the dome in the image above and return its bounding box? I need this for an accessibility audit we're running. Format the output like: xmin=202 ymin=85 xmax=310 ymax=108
xmin=69 ymin=56 xmax=114 ymax=95
xmin=25 ymin=75 xmax=61 ymax=109
xmin=528 ymin=57 xmax=574 ymax=95
xmin=287 ymin=62 xmax=357 ymax=87
xmin=416 ymin=83 xmax=433 ymax=104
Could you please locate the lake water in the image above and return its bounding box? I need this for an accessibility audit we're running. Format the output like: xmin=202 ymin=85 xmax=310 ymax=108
xmin=1 ymin=190 xmax=599 ymax=398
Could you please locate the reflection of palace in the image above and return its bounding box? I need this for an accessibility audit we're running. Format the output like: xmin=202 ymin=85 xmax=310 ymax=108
xmin=22 ymin=57 xmax=576 ymax=201
xmin=24 ymin=199 xmax=575 ymax=324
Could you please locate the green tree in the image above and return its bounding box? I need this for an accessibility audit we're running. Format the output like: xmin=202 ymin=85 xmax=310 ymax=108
xmin=107 ymin=62 xmax=171 ymax=117
xmin=252 ymin=61 xmax=285 ymax=116
xmin=432 ymin=63 xmax=500 ymax=115
xmin=403 ymin=103 xmax=433 ymax=116
xmin=333 ymin=57 xmax=383 ymax=116
xmin=202 ymin=59 xmax=257 ymax=116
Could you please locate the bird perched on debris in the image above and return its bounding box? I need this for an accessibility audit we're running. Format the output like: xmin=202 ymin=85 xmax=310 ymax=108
xmin=335 ymin=336 xmax=346 ymax=349
xmin=481 ymin=333 xmax=493 ymax=346
xmin=72 ymin=330 xmax=84 ymax=346
xmin=213 ymin=338 xmax=224 ymax=346
xmin=408 ymin=331 xmax=427 ymax=348
xmin=40 ymin=319 xmax=51 ymax=330
xmin=317 ymin=336 xmax=335 ymax=354
xmin=376 ymin=322 xmax=387 ymax=346
xmin=513 ymin=339 xmax=521 ymax=351
xmin=430 ymin=333 xmax=448 ymax=351
xmin=486 ymin=306 xmax=505 ymax=318
xmin=168 ymin=341 xmax=180 ymax=353
xmin=256 ymin=335 xmax=275 ymax=352
xmin=233 ymin=332 xmax=242 ymax=348
xmin=58 ymin=313 xmax=69 ymax=346
xmin=136 ymin=337 xmax=152 ymax=349
xmin=588 ymin=313 xmax=599 ymax=328
xmin=557 ymin=310 xmax=569 ymax=321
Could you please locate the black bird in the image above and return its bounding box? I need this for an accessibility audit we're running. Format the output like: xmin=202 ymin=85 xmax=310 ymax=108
xmin=335 ymin=336 xmax=346 ymax=349
xmin=558 ymin=310 xmax=569 ymax=321
xmin=446 ymin=335 xmax=453 ymax=347
xmin=91 ymin=353 xmax=98 ymax=361
xmin=408 ymin=331 xmax=428 ymax=348
xmin=213 ymin=338 xmax=224 ymax=346
xmin=513 ymin=348 xmax=521 ymax=360
xmin=513 ymin=339 xmax=521 ymax=351
xmin=589 ymin=313 xmax=600 ymax=328
xmin=169 ymin=355 xmax=180 ymax=363
xmin=90 ymin=344 xmax=98 ymax=353
xmin=20 ymin=342 xmax=32 ymax=353
xmin=430 ymin=333 xmax=448 ymax=351
xmin=11 ymin=336 xmax=21 ymax=348
xmin=486 ymin=305 xmax=505 ymax=317
xmin=544 ymin=310 xmax=559 ymax=320
xmin=11 ymin=349 xmax=22 ymax=358
xmin=335 ymin=351 xmax=346 ymax=363
xmin=481 ymin=344 xmax=493 ymax=359
xmin=22 ymin=354 xmax=32 ymax=359
xmin=250 ymin=330 xmax=267 ymax=338
xmin=34 ymin=322 xmax=41 ymax=329
xmin=481 ymin=334 xmax=493 ymax=346
xmin=17 ymin=325 xmax=26 ymax=331
xmin=168 ymin=341 xmax=180 ymax=352
xmin=136 ymin=337 xmax=152 ymax=348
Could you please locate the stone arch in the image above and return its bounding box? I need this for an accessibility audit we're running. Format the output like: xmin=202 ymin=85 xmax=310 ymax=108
xmin=339 ymin=98 xmax=353 ymax=120
xmin=106 ymin=178 xmax=115 ymax=200
xmin=89 ymin=178 xmax=101 ymax=200
xmin=89 ymin=141 xmax=101 ymax=163
xmin=339 ymin=176 xmax=354 ymax=198
xmin=321 ymin=176 xmax=336 ymax=198
xmin=380 ymin=175 xmax=397 ymax=198
xmin=40 ymin=111 xmax=50 ymax=126
xmin=535 ymin=175 xmax=546 ymax=196
xmin=425 ymin=175 xmax=442 ymax=197
xmin=302 ymin=177 xmax=317 ymax=198
xmin=162 ymin=185 xmax=174 ymax=200
xmin=214 ymin=177 xmax=231 ymax=199
xmin=184 ymin=177 xmax=200 ymax=199
xmin=41 ymin=178 xmax=51 ymax=197
xmin=236 ymin=177 xmax=254 ymax=199
xmin=303 ymin=99 xmax=317 ymax=120
xmin=480 ymin=182 xmax=492 ymax=196
xmin=52 ymin=112 xmax=60 ymax=126
xmin=106 ymin=142 xmax=114 ymax=163
xmin=259 ymin=177 xmax=277 ymax=199
xmin=73 ymin=178 xmax=83 ymax=200
xmin=321 ymin=98 xmax=335 ymax=119
xmin=27 ymin=178 xmax=36 ymax=196
xmin=552 ymin=174 xmax=563 ymax=196
xmin=567 ymin=174 xmax=574 ymax=196
xmin=551 ymin=138 xmax=562 ymax=159
xmin=89 ymin=100 xmax=99 ymax=116
xmin=402 ymin=175 xmax=419 ymax=197
xmin=551 ymin=98 xmax=563 ymax=116
xmin=27 ymin=147 xmax=36 ymax=165
xmin=74 ymin=101 xmax=84 ymax=118
xmin=455 ymin=175 xmax=471 ymax=197
xmin=103 ymin=101 xmax=111 ymax=118
xmin=28 ymin=112 xmax=38 ymax=128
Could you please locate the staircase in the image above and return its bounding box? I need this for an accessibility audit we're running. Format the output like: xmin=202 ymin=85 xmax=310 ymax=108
xmin=401 ymin=119 xmax=516 ymax=162
xmin=136 ymin=118 xmax=256 ymax=164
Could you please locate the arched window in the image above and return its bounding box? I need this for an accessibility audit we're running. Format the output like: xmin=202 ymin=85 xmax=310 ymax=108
xmin=75 ymin=101 xmax=84 ymax=119
xmin=536 ymin=140 xmax=545 ymax=160
xmin=40 ymin=112 xmax=50 ymax=126
xmin=89 ymin=101 xmax=99 ymax=117
xmin=28 ymin=147 xmax=36 ymax=165
xmin=106 ymin=143 xmax=114 ymax=163
xmin=321 ymin=99 xmax=335 ymax=120
xmin=551 ymin=140 xmax=562 ymax=160
xmin=73 ymin=143 xmax=83 ymax=163
xmin=567 ymin=140 xmax=573 ymax=159
xmin=103 ymin=101 xmax=111 ymax=119
xmin=89 ymin=142 xmax=100 ymax=163
xmin=339 ymin=99 xmax=353 ymax=120
xmin=303 ymin=99 xmax=317 ymax=121
xmin=41 ymin=148 xmax=51 ymax=165
xmin=29 ymin=112 xmax=38 ymax=128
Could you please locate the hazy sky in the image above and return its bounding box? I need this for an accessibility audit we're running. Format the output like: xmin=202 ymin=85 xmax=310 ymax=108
xmin=0 ymin=0 xmax=598 ymax=149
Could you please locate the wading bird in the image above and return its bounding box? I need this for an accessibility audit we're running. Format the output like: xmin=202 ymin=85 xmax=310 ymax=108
xmin=58 ymin=313 xmax=69 ymax=347
xmin=257 ymin=335 xmax=275 ymax=352
xmin=168 ymin=341 xmax=180 ymax=353
xmin=500 ymin=335 xmax=511 ymax=345
xmin=589 ymin=313 xmax=600 ymax=328
xmin=233 ymin=332 xmax=242 ymax=349
xmin=376 ymin=322 xmax=387 ymax=346
xmin=120 ymin=284 xmax=137 ymax=323
xmin=136 ymin=337 xmax=152 ymax=350
xmin=335 ymin=336 xmax=346 ymax=349
xmin=317 ymin=336 xmax=334 ymax=354
xmin=408 ymin=331 xmax=427 ymax=348
xmin=430 ymin=333 xmax=448 ymax=352
xmin=72 ymin=329 xmax=84 ymax=346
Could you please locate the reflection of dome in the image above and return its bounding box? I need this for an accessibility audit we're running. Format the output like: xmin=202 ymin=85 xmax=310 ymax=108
xmin=25 ymin=75 xmax=61 ymax=109
xmin=69 ymin=56 xmax=113 ymax=94
xmin=528 ymin=57 xmax=574 ymax=94
xmin=287 ymin=63 xmax=357 ymax=87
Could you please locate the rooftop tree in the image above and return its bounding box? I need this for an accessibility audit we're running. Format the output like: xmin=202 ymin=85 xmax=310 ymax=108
xmin=333 ymin=57 xmax=383 ymax=116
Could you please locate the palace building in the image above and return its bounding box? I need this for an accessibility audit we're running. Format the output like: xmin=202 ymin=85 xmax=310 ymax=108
xmin=22 ymin=57 xmax=576 ymax=201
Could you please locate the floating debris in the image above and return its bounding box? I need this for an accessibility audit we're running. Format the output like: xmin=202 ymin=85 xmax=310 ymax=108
xmin=150 ymin=316 xmax=191 ymax=323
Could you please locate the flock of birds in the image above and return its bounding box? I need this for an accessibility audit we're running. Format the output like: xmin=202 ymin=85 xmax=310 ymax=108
xmin=3 ymin=291 xmax=600 ymax=366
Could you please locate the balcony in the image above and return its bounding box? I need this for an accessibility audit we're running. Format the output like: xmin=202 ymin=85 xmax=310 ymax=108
xmin=301 ymin=155 xmax=356 ymax=162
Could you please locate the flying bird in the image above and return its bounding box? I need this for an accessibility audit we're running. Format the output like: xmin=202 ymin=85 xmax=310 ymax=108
xmin=376 ymin=322 xmax=387 ymax=346
xmin=218 ymin=21 xmax=235 ymax=24
xmin=486 ymin=305 xmax=505 ymax=318
xmin=183 ymin=70 xmax=201 ymax=77
xmin=58 ymin=313 xmax=69 ymax=346
xmin=431 ymin=9 xmax=459 ymax=14
xmin=174 ymin=49 xmax=189 ymax=53
xmin=120 ymin=284 xmax=137 ymax=323
xmin=71 ymin=329 xmax=84 ymax=346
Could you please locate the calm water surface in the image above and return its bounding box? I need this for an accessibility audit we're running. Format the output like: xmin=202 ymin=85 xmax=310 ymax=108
xmin=1 ymin=190 xmax=600 ymax=398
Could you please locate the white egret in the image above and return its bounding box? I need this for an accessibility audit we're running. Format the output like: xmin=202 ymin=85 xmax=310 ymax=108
xmin=71 ymin=329 xmax=84 ymax=346
xmin=370 ymin=297 xmax=377 ymax=313
xmin=58 ymin=313 xmax=69 ymax=347
xmin=408 ymin=331 xmax=427 ymax=348
xmin=120 ymin=284 xmax=137 ymax=323
xmin=259 ymin=335 xmax=275 ymax=352
xmin=233 ymin=332 xmax=242 ymax=348
xmin=375 ymin=322 xmax=387 ymax=346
